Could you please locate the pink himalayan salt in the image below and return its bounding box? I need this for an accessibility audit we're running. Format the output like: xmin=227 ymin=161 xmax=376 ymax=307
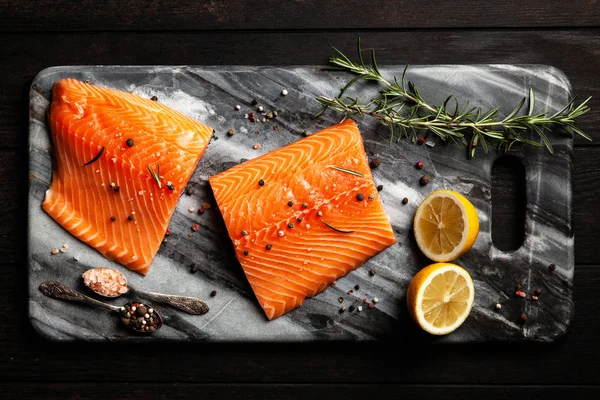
xmin=82 ymin=267 xmax=128 ymax=297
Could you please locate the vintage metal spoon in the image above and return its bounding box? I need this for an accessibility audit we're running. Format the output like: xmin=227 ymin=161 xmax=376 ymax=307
xmin=39 ymin=281 xmax=163 ymax=334
xmin=82 ymin=267 xmax=209 ymax=315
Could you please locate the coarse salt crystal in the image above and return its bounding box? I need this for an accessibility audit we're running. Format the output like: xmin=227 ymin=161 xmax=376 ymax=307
xmin=82 ymin=267 xmax=128 ymax=297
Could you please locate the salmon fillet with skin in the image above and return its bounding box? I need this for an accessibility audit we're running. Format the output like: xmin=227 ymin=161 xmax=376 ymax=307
xmin=42 ymin=79 xmax=213 ymax=275
xmin=209 ymin=119 xmax=396 ymax=320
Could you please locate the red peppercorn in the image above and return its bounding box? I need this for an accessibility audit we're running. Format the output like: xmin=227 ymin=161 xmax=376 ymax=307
xmin=520 ymin=313 xmax=528 ymax=322
xmin=165 ymin=228 xmax=171 ymax=236
xmin=416 ymin=161 xmax=424 ymax=169
xmin=417 ymin=138 xmax=425 ymax=145
xmin=515 ymin=290 xmax=526 ymax=298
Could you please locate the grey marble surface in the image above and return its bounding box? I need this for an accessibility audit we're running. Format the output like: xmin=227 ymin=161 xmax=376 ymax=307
xmin=28 ymin=65 xmax=574 ymax=342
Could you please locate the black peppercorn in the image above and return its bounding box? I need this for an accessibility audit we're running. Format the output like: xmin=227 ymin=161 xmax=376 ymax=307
xmin=210 ymin=290 xmax=217 ymax=297
xmin=127 ymin=215 xmax=134 ymax=221
xmin=402 ymin=197 xmax=409 ymax=205
xmin=356 ymin=193 xmax=365 ymax=201
xmin=287 ymin=201 xmax=293 ymax=207
xmin=258 ymin=179 xmax=265 ymax=186
xmin=150 ymin=96 xmax=158 ymax=102
xmin=110 ymin=216 xmax=116 ymax=221
xmin=377 ymin=184 xmax=383 ymax=192
xmin=266 ymin=244 xmax=273 ymax=250
xmin=370 ymin=158 xmax=381 ymax=168
xmin=419 ymin=175 xmax=431 ymax=186
xmin=243 ymin=250 xmax=249 ymax=256
xmin=125 ymin=138 xmax=134 ymax=147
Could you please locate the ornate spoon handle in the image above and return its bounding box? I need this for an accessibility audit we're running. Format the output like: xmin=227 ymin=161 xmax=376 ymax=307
xmin=129 ymin=287 xmax=209 ymax=315
xmin=39 ymin=281 xmax=121 ymax=313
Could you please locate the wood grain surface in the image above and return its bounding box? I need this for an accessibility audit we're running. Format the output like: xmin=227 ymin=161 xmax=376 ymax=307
xmin=1 ymin=0 xmax=600 ymax=398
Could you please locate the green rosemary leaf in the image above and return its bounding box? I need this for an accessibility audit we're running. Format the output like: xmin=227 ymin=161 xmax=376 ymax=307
xmin=371 ymin=48 xmax=381 ymax=78
xmin=533 ymin=125 xmax=554 ymax=153
xmin=401 ymin=65 xmax=409 ymax=91
xmin=321 ymin=219 xmax=354 ymax=233
xmin=357 ymin=37 xmax=365 ymax=67
xmin=82 ymin=146 xmax=105 ymax=166
xmin=502 ymin=96 xmax=526 ymax=122
xmin=551 ymin=97 xmax=576 ymax=118
xmin=328 ymin=165 xmax=364 ymax=177
xmin=569 ymin=125 xmax=592 ymax=141
xmin=479 ymin=106 xmax=501 ymax=122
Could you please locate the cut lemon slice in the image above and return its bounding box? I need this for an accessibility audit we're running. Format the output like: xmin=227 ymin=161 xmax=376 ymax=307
xmin=406 ymin=263 xmax=475 ymax=335
xmin=413 ymin=190 xmax=479 ymax=262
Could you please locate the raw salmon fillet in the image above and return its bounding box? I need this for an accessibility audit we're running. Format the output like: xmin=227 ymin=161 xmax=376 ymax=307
xmin=209 ymin=119 xmax=396 ymax=319
xmin=42 ymin=79 xmax=213 ymax=274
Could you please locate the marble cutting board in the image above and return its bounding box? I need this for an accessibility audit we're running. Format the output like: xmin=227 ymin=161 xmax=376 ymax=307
xmin=28 ymin=65 xmax=574 ymax=342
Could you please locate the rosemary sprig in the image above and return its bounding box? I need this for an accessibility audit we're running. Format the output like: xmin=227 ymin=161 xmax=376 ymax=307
xmin=317 ymin=39 xmax=592 ymax=157
xmin=82 ymin=146 xmax=105 ymax=166
xmin=147 ymin=164 xmax=162 ymax=188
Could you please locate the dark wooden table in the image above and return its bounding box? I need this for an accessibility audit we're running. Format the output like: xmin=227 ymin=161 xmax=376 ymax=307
xmin=2 ymin=1 xmax=599 ymax=398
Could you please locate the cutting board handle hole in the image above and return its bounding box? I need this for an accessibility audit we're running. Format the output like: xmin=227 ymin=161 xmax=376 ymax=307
xmin=491 ymin=155 xmax=526 ymax=251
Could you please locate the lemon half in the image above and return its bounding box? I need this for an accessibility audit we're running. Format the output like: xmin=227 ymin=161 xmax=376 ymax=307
xmin=406 ymin=263 xmax=475 ymax=335
xmin=413 ymin=190 xmax=479 ymax=263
